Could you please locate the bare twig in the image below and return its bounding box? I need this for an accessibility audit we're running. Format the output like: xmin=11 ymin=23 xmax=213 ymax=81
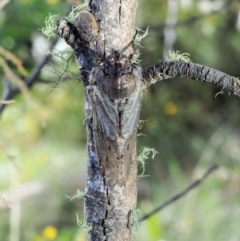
xmin=0 ymin=46 xmax=28 ymax=77
xmin=142 ymin=61 xmax=240 ymax=97
xmin=139 ymin=163 xmax=218 ymax=222
xmin=0 ymin=57 xmax=30 ymax=99
xmin=0 ymin=3 xmax=76 ymax=115
xmin=0 ymin=36 xmax=59 ymax=114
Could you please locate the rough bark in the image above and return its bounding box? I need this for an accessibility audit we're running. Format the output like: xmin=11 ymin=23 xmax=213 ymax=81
xmin=57 ymin=1 xmax=139 ymax=240
xmin=89 ymin=0 xmax=138 ymax=55
xmin=142 ymin=61 xmax=240 ymax=97
xmin=86 ymin=2 xmax=139 ymax=241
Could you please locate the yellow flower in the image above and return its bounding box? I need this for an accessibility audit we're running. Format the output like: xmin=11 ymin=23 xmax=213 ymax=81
xmin=42 ymin=226 xmax=57 ymax=240
xmin=164 ymin=102 xmax=177 ymax=115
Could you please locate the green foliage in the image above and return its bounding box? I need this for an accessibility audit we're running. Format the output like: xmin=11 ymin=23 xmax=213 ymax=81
xmin=144 ymin=215 xmax=162 ymax=240
xmin=136 ymin=165 xmax=240 ymax=241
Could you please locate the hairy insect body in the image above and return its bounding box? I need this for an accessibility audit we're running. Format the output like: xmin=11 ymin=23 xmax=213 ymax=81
xmin=89 ymin=53 xmax=142 ymax=186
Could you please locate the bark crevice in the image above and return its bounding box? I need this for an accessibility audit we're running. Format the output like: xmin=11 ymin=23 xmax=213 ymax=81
xmin=119 ymin=0 xmax=122 ymax=24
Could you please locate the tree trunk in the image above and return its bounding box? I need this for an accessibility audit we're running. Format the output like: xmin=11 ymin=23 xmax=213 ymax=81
xmin=84 ymin=2 xmax=139 ymax=240
xmin=57 ymin=0 xmax=139 ymax=240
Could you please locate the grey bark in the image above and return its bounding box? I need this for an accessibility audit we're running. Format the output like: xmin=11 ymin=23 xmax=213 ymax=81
xmin=86 ymin=1 xmax=139 ymax=240
xmin=142 ymin=61 xmax=240 ymax=97
xmin=58 ymin=1 xmax=139 ymax=241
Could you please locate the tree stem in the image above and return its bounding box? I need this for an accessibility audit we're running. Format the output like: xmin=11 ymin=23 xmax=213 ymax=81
xmin=81 ymin=1 xmax=139 ymax=240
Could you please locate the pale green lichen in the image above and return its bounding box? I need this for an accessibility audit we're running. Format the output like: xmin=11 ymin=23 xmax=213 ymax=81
xmin=132 ymin=27 xmax=149 ymax=63
xmin=129 ymin=209 xmax=142 ymax=236
xmin=138 ymin=119 xmax=147 ymax=130
xmin=215 ymin=89 xmax=224 ymax=98
xmin=166 ymin=50 xmax=191 ymax=63
xmin=66 ymin=189 xmax=85 ymax=201
xmin=51 ymin=48 xmax=77 ymax=84
xmin=152 ymin=72 xmax=174 ymax=86
xmin=42 ymin=14 xmax=60 ymax=39
xmin=41 ymin=4 xmax=88 ymax=93
xmin=134 ymin=27 xmax=149 ymax=47
xmin=76 ymin=213 xmax=92 ymax=231
xmin=67 ymin=2 xmax=88 ymax=23
xmin=42 ymin=1 xmax=88 ymax=39
xmin=137 ymin=147 xmax=158 ymax=178
xmin=34 ymin=48 xmax=79 ymax=94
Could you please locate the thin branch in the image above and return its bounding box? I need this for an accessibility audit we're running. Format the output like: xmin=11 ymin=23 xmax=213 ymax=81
xmin=0 ymin=46 xmax=28 ymax=77
xmin=0 ymin=4 xmax=74 ymax=115
xmin=0 ymin=57 xmax=30 ymax=99
xmin=0 ymin=36 xmax=59 ymax=114
xmin=139 ymin=163 xmax=218 ymax=222
xmin=142 ymin=61 xmax=240 ymax=97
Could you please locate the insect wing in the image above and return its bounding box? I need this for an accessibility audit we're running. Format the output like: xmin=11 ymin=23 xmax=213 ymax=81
xmin=121 ymin=84 xmax=142 ymax=138
xmin=93 ymin=88 xmax=119 ymax=140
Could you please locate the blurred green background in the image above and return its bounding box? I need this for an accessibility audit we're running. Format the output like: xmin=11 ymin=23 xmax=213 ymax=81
xmin=1 ymin=0 xmax=240 ymax=240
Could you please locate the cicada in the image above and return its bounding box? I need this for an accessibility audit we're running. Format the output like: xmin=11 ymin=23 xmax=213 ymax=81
xmin=88 ymin=51 xmax=143 ymax=186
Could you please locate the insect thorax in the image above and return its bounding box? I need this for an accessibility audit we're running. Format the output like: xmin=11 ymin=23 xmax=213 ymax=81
xmin=95 ymin=52 xmax=141 ymax=101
